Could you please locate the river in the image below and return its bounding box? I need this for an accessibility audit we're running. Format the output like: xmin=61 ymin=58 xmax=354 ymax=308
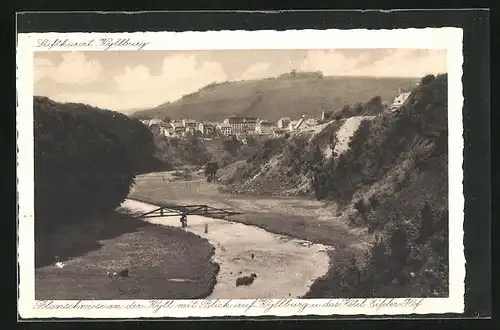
xmin=126 ymin=171 xmax=372 ymax=298
xmin=121 ymin=199 xmax=332 ymax=299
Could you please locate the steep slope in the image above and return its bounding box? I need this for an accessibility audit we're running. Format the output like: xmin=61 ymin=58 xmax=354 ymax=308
xmin=220 ymin=73 xmax=449 ymax=297
xmin=307 ymin=73 xmax=449 ymax=298
xmin=219 ymin=119 xmax=359 ymax=196
xmin=218 ymin=92 xmax=383 ymax=197
xmin=131 ymin=75 xmax=417 ymax=121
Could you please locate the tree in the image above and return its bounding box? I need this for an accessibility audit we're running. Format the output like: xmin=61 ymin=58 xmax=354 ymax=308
xmin=223 ymin=135 xmax=242 ymax=155
xmin=308 ymin=143 xmax=324 ymax=172
xmin=421 ymin=74 xmax=436 ymax=85
xmin=339 ymin=105 xmax=352 ymax=118
xmin=204 ymin=161 xmax=219 ymax=182
xmin=34 ymin=96 xmax=154 ymax=231
xmin=365 ymin=96 xmax=383 ymax=114
xmin=352 ymin=103 xmax=364 ymax=116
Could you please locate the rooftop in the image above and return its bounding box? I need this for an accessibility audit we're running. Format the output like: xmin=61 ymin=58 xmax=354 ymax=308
xmin=259 ymin=121 xmax=276 ymax=126
xmin=227 ymin=116 xmax=259 ymax=123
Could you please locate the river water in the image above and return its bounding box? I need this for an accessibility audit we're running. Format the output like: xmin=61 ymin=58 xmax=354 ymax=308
xmin=121 ymin=199 xmax=332 ymax=299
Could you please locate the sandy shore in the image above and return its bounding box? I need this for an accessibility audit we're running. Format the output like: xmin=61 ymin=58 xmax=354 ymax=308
xmin=120 ymin=199 xmax=332 ymax=299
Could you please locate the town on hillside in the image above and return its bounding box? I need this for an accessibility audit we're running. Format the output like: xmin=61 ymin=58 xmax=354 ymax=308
xmin=141 ymin=89 xmax=412 ymax=139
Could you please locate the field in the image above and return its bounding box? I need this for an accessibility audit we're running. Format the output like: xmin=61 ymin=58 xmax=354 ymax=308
xmin=35 ymin=212 xmax=219 ymax=300
xmin=132 ymin=75 xmax=417 ymax=121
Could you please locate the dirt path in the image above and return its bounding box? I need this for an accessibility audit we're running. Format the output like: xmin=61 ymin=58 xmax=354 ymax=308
xmin=120 ymin=199 xmax=331 ymax=299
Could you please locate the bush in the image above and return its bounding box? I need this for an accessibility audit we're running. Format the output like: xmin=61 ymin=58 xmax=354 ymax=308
xmin=34 ymin=96 xmax=156 ymax=231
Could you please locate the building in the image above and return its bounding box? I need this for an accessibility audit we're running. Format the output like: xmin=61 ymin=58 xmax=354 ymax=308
xmin=163 ymin=127 xmax=175 ymax=137
xmin=223 ymin=116 xmax=259 ymax=135
xmin=277 ymin=117 xmax=291 ymax=130
xmin=217 ymin=123 xmax=232 ymax=136
xmin=182 ymin=119 xmax=198 ymax=133
xmin=255 ymin=120 xmax=276 ymax=135
xmin=305 ymin=118 xmax=318 ymax=127
xmin=287 ymin=115 xmax=306 ymax=131
xmin=170 ymin=121 xmax=186 ymax=136
xmin=197 ymin=122 xmax=217 ymax=135
xmin=389 ymin=91 xmax=412 ymax=111
xmin=147 ymin=118 xmax=166 ymax=136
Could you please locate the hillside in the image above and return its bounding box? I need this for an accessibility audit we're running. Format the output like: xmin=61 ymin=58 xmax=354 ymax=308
xmin=218 ymin=92 xmax=385 ymax=197
xmin=220 ymin=73 xmax=449 ymax=297
xmin=131 ymin=75 xmax=417 ymax=121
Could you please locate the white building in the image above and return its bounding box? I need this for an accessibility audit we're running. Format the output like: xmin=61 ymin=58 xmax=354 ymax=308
xmin=170 ymin=121 xmax=186 ymax=136
xmin=255 ymin=120 xmax=276 ymax=135
xmin=277 ymin=117 xmax=291 ymax=129
xmin=197 ymin=122 xmax=216 ymax=135
xmin=182 ymin=119 xmax=197 ymax=133
xmin=147 ymin=118 xmax=166 ymax=136
xmin=288 ymin=115 xmax=306 ymax=131
xmin=217 ymin=123 xmax=232 ymax=136
xmin=305 ymin=118 xmax=318 ymax=127
xmin=389 ymin=91 xmax=412 ymax=111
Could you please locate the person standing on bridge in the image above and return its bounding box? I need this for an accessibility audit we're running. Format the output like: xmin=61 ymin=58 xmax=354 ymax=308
xmin=180 ymin=214 xmax=187 ymax=228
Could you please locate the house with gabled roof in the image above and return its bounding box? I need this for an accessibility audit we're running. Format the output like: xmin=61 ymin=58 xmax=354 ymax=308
xmin=389 ymin=90 xmax=412 ymax=112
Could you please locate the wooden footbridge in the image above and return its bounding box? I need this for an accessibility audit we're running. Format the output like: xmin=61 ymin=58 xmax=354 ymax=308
xmin=133 ymin=203 xmax=244 ymax=228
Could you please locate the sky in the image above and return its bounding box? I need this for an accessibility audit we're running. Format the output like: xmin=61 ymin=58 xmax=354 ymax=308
xmin=34 ymin=49 xmax=447 ymax=113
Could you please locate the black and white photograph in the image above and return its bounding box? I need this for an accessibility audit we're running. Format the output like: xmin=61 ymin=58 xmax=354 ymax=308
xmin=17 ymin=28 xmax=465 ymax=318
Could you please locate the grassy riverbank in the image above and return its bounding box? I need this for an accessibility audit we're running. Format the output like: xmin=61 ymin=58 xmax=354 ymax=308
xmin=35 ymin=212 xmax=219 ymax=300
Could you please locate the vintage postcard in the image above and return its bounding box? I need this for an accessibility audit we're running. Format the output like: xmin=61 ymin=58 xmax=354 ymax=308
xmin=17 ymin=27 xmax=464 ymax=318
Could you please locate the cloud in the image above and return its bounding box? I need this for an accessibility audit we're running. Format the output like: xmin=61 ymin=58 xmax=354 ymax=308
xmin=113 ymin=53 xmax=227 ymax=102
xmin=349 ymin=49 xmax=447 ymax=77
xmin=238 ymin=62 xmax=270 ymax=80
xmin=49 ymin=54 xmax=228 ymax=111
xmin=34 ymin=52 xmax=103 ymax=85
xmin=299 ymin=50 xmax=359 ymax=76
xmin=297 ymin=49 xmax=447 ymax=78
xmin=34 ymin=58 xmax=54 ymax=83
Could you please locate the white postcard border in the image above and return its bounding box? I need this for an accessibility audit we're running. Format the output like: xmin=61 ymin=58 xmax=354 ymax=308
xmin=17 ymin=28 xmax=464 ymax=318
